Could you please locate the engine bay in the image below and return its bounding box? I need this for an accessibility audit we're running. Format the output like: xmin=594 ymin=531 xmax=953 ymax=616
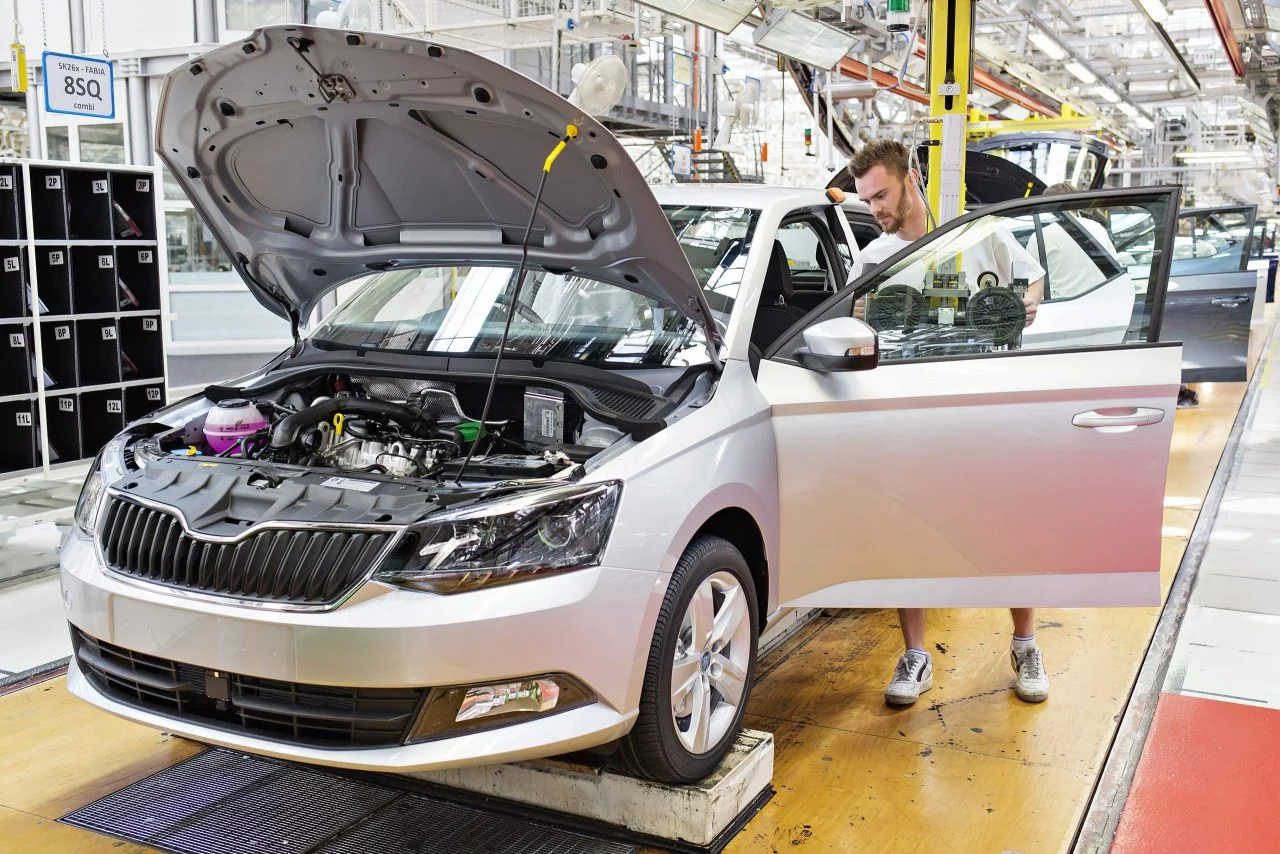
xmin=143 ymin=373 xmax=637 ymax=487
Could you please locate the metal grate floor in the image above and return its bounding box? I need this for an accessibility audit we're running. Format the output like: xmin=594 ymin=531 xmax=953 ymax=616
xmin=60 ymin=749 xmax=639 ymax=854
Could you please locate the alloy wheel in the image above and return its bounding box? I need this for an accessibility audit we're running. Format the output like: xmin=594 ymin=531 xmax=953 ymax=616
xmin=669 ymin=570 xmax=752 ymax=755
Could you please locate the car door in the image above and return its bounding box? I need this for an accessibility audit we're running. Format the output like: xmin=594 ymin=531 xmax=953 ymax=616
xmin=756 ymin=188 xmax=1181 ymax=609
xmin=775 ymin=210 xmax=847 ymax=313
xmin=1160 ymin=205 xmax=1257 ymax=382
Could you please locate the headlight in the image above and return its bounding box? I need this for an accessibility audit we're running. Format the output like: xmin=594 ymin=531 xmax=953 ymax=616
xmin=74 ymin=460 xmax=107 ymax=538
xmin=374 ymin=481 xmax=621 ymax=594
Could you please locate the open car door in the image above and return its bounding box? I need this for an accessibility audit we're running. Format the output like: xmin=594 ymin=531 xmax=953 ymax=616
xmin=758 ymin=188 xmax=1181 ymax=609
xmin=1160 ymin=205 xmax=1257 ymax=382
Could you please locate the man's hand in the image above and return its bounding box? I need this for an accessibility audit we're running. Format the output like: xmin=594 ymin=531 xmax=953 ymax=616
xmin=1023 ymin=278 xmax=1045 ymax=327
xmin=853 ymin=295 xmax=867 ymax=320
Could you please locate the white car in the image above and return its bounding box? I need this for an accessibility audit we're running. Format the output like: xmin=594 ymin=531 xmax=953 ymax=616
xmin=61 ymin=26 xmax=1185 ymax=785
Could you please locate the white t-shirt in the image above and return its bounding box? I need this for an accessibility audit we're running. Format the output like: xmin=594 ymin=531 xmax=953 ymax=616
xmin=1023 ymin=215 xmax=1119 ymax=299
xmin=848 ymin=222 xmax=1045 ymax=291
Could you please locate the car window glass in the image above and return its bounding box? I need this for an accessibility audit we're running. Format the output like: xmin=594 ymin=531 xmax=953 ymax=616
xmin=778 ymin=220 xmax=837 ymax=293
xmin=661 ymin=205 xmax=758 ymax=325
xmin=842 ymin=209 xmax=883 ymax=249
xmin=825 ymin=208 xmax=858 ymax=275
xmin=1169 ymin=211 xmax=1251 ymax=274
xmin=310 ymin=266 xmax=712 ymax=367
xmin=979 ymin=139 xmax=1106 ymax=189
xmin=1016 ymin=210 xmax=1125 ymax=301
xmin=837 ymin=195 xmax=1170 ymax=363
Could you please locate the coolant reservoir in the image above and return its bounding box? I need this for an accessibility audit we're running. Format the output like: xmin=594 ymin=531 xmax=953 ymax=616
xmin=203 ymin=399 xmax=269 ymax=453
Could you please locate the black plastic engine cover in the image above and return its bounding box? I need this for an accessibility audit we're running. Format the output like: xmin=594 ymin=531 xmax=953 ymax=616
xmin=117 ymin=452 xmax=446 ymax=536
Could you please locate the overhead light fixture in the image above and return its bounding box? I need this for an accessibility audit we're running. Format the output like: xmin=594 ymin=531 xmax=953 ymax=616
xmin=1117 ymin=101 xmax=1139 ymax=118
xmin=1136 ymin=0 xmax=1170 ymax=24
xmin=1134 ymin=116 xmax=1155 ymax=130
xmin=752 ymin=9 xmax=859 ymax=70
xmin=634 ymin=0 xmax=758 ymax=34
xmin=1028 ymin=32 xmax=1067 ymax=61
xmin=1065 ymin=61 xmax=1098 ymax=85
xmin=1093 ymin=85 xmax=1121 ymax=104
xmin=1175 ymin=151 xmax=1255 ymax=163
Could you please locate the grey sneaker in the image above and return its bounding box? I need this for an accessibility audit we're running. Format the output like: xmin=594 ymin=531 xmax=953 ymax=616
xmin=885 ymin=651 xmax=933 ymax=706
xmin=1011 ymin=645 xmax=1049 ymax=703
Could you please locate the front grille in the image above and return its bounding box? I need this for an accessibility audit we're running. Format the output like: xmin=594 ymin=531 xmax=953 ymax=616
xmin=98 ymin=495 xmax=392 ymax=606
xmin=73 ymin=628 xmax=426 ymax=748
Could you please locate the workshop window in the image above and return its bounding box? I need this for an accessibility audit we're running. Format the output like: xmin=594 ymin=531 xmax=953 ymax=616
xmin=848 ymin=195 xmax=1171 ymax=363
xmin=78 ymin=123 xmax=126 ymax=164
xmin=224 ymin=0 xmax=293 ymax=30
xmin=166 ymin=210 xmax=233 ymax=278
xmin=45 ymin=127 xmax=70 ymax=161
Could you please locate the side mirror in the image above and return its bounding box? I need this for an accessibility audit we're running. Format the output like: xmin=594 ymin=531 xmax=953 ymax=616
xmin=795 ymin=316 xmax=879 ymax=372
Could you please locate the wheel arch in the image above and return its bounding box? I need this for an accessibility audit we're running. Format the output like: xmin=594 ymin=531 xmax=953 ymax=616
xmin=689 ymin=507 xmax=769 ymax=629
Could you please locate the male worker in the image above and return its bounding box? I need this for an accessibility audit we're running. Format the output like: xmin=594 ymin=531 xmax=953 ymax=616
xmin=848 ymin=139 xmax=1050 ymax=706
xmin=1028 ymin=182 xmax=1121 ymax=298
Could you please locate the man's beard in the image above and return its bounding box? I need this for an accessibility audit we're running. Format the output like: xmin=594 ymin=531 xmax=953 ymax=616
xmin=878 ymin=184 xmax=912 ymax=235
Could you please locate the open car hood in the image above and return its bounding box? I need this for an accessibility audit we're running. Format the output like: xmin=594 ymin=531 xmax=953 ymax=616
xmin=155 ymin=25 xmax=717 ymax=350
xmin=827 ymin=148 xmax=1045 ymax=206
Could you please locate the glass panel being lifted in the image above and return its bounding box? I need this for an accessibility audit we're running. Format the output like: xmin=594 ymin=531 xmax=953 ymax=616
xmin=852 ymin=193 xmax=1172 ymax=361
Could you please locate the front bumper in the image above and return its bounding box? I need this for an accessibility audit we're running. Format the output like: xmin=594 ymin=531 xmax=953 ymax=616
xmin=60 ymin=533 xmax=664 ymax=771
xmin=67 ymin=658 xmax=636 ymax=772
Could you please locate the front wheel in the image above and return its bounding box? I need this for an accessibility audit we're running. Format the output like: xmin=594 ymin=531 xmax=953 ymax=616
xmin=621 ymin=535 xmax=759 ymax=784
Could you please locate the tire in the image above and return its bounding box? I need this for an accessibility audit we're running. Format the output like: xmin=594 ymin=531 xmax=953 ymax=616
xmin=620 ymin=535 xmax=759 ymax=785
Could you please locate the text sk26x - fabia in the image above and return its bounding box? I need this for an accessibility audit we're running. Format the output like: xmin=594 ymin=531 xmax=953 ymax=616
xmin=61 ymin=26 xmax=1185 ymax=784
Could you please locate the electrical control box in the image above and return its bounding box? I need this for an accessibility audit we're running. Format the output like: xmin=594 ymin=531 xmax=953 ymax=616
xmin=523 ymin=387 xmax=565 ymax=447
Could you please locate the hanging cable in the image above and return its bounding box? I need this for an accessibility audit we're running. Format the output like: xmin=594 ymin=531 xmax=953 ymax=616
xmin=907 ymin=116 xmax=941 ymax=231
xmin=454 ymin=124 xmax=579 ymax=485
xmin=877 ymin=0 xmax=923 ymax=93
xmin=99 ymin=0 xmax=108 ymax=57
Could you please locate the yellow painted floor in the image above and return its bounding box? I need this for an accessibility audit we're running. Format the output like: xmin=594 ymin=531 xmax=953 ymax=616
xmin=1 ymin=311 xmax=1271 ymax=854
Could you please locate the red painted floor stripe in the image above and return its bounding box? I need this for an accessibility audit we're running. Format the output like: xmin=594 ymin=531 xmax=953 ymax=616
xmin=1112 ymin=692 xmax=1280 ymax=853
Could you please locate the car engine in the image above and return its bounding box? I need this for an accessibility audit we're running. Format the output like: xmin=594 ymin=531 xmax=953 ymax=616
xmin=150 ymin=373 xmax=629 ymax=485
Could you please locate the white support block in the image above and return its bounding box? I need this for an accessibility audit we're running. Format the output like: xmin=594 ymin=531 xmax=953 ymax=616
xmin=409 ymin=729 xmax=774 ymax=848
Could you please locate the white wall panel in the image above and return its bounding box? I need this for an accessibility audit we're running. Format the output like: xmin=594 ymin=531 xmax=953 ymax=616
xmin=3 ymin=0 xmax=73 ymax=54
xmin=83 ymin=0 xmax=196 ymax=54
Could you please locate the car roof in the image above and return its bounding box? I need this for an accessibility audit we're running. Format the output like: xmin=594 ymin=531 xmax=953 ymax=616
xmin=651 ymin=183 xmax=868 ymax=215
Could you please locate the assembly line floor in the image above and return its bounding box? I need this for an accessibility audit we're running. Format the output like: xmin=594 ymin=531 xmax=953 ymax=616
xmin=0 ymin=310 xmax=1274 ymax=853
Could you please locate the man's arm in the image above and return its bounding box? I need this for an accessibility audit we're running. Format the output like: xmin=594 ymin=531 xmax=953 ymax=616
xmin=1022 ymin=277 xmax=1044 ymax=326
xmin=993 ymin=226 xmax=1046 ymax=327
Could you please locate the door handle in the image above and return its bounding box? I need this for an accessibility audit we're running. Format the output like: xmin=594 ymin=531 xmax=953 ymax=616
xmin=1072 ymin=407 xmax=1165 ymax=428
xmin=1211 ymin=296 xmax=1249 ymax=308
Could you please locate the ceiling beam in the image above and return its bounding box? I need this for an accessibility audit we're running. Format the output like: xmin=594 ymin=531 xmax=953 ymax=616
xmin=909 ymin=40 xmax=1058 ymax=115
xmin=836 ymin=58 xmax=931 ymax=105
xmin=1204 ymin=0 xmax=1247 ymax=76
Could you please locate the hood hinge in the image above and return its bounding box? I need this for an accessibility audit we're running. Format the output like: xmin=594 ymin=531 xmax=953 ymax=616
xmin=288 ymin=307 xmax=303 ymax=356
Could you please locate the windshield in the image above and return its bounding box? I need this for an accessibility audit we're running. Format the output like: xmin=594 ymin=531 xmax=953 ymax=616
xmin=308 ymin=205 xmax=759 ymax=367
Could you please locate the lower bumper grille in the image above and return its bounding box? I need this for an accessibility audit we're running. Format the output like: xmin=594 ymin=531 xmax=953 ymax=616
xmin=97 ymin=495 xmax=393 ymax=606
xmin=73 ymin=627 xmax=426 ymax=749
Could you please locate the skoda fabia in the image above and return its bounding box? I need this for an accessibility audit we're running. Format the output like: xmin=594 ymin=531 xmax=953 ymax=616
xmin=62 ymin=26 xmax=1186 ymax=784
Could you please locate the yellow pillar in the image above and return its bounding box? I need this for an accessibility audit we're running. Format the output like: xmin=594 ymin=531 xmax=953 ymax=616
xmin=925 ymin=0 xmax=974 ymax=226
